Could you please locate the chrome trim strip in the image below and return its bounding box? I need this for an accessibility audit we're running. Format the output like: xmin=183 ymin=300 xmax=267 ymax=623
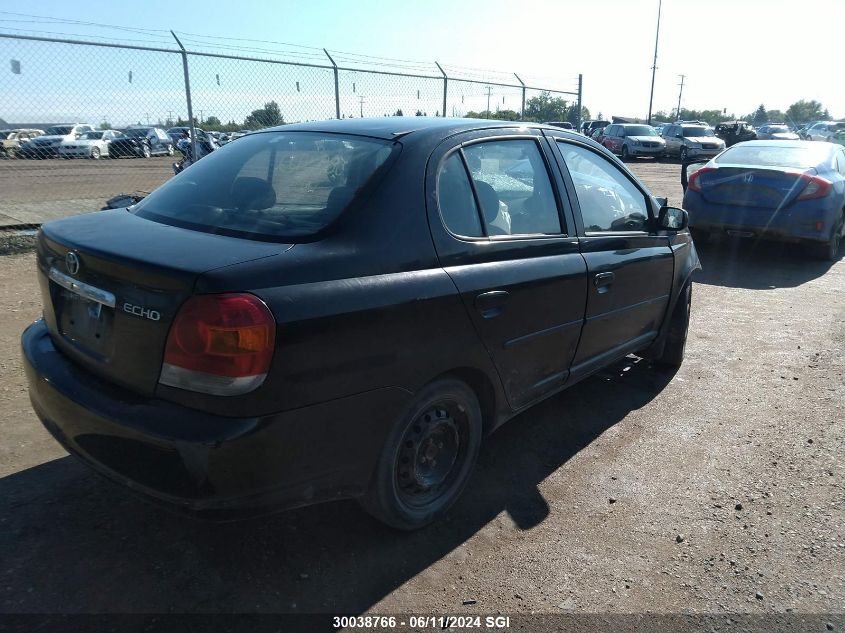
xmin=48 ymin=268 xmax=116 ymax=308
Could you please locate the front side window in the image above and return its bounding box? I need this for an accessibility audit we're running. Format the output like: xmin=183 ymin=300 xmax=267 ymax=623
xmin=134 ymin=132 xmax=395 ymax=240
xmin=557 ymin=142 xmax=650 ymax=232
xmin=461 ymin=139 xmax=561 ymax=236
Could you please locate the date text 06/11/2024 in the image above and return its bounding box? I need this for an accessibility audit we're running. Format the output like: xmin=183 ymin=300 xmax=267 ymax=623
xmin=332 ymin=615 xmax=512 ymax=629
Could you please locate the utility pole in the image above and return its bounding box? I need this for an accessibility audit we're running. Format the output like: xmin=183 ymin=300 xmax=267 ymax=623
xmin=647 ymin=0 xmax=662 ymax=125
xmin=145 ymin=113 xmax=150 ymax=125
xmin=167 ymin=110 xmax=174 ymax=125
xmin=675 ymin=74 xmax=686 ymax=120
xmin=358 ymin=95 xmax=365 ymax=118
xmin=197 ymin=109 xmax=204 ymax=124
xmin=484 ymin=86 xmax=493 ymax=119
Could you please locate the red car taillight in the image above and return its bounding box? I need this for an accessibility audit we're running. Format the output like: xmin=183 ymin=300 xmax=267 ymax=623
xmin=795 ymin=174 xmax=832 ymax=201
xmin=687 ymin=166 xmax=716 ymax=193
xmin=160 ymin=293 xmax=276 ymax=396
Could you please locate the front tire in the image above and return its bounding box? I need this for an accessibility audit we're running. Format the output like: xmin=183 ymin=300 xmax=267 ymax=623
xmin=621 ymin=145 xmax=630 ymax=161
xmin=680 ymin=147 xmax=689 ymax=162
xmin=360 ymin=378 xmax=483 ymax=530
xmin=656 ymin=283 xmax=691 ymax=368
xmin=90 ymin=147 xmax=101 ymax=159
xmin=141 ymin=144 xmax=151 ymax=159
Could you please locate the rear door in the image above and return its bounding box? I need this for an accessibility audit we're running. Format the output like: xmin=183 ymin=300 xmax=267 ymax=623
xmin=546 ymin=134 xmax=674 ymax=374
xmin=427 ymin=129 xmax=587 ymax=409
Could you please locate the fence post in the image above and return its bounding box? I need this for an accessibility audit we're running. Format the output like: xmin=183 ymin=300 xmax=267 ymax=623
xmin=514 ymin=73 xmax=526 ymax=118
xmin=435 ymin=62 xmax=447 ymax=118
xmin=170 ymin=31 xmax=198 ymax=156
xmin=577 ymin=74 xmax=583 ymax=130
xmin=324 ymin=49 xmax=340 ymax=119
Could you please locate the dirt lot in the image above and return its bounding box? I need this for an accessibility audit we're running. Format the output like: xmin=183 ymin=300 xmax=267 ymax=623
xmin=0 ymin=160 xmax=843 ymax=625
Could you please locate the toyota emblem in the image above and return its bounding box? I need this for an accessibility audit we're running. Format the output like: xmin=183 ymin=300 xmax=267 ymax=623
xmin=65 ymin=252 xmax=80 ymax=276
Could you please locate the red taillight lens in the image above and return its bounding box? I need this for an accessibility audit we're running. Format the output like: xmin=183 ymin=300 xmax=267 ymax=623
xmin=796 ymin=174 xmax=832 ymax=200
xmin=160 ymin=293 xmax=275 ymax=396
xmin=687 ymin=166 xmax=716 ymax=193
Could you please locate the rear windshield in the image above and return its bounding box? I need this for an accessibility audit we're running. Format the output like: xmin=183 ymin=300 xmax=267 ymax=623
xmin=623 ymin=125 xmax=657 ymax=136
xmin=133 ymin=132 xmax=395 ymax=240
xmin=767 ymin=126 xmax=789 ymax=133
xmin=715 ymin=144 xmax=831 ymax=168
xmin=683 ymin=126 xmax=715 ymax=137
xmin=44 ymin=126 xmax=72 ymax=135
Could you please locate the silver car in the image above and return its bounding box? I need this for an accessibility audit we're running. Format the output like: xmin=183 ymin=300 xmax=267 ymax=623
xmin=805 ymin=121 xmax=845 ymax=142
xmin=755 ymin=124 xmax=800 ymax=141
xmin=661 ymin=123 xmax=725 ymax=160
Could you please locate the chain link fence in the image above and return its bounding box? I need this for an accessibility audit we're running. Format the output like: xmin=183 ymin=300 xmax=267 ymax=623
xmin=0 ymin=32 xmax=580 ymax=225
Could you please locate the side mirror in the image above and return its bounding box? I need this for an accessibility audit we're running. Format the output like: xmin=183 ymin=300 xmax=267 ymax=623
xmin=657 ymin=206 xmax=688 ymax=231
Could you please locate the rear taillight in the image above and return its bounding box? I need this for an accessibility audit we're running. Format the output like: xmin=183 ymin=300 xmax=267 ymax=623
xmin=687 ymin=166 xmax=716 ymax=193
xmin=160 ymin=293 xmax=275 ymax=396
xmin=796 ymin=174 xmax=832 ymax=201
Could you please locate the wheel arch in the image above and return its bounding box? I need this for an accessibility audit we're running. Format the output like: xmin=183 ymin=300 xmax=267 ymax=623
xmin=433 ymin=366 xmax=499 ymax=437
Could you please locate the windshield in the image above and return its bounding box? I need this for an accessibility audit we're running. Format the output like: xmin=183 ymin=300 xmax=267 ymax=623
xmin=119 ymin=129 xmax=148 ymax=138
xmin=767 ymin=126 xmax=789 ymax=133
xmin=133 ymin=132 xmax=396 ymax=240
xmin=715 ymin=144 xmax=831 ymax=169
xmin=44 ymin=126 xmax=72 ymax=136
xmin=81 ymin=131 xmax=104 ymax=140
xmin=624 ymin=125 xmax=657 ymax=136
xmin=683 ymin=126 xmax=715 ymax=137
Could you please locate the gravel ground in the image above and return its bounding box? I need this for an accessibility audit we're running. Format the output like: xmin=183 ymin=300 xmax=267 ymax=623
xmin=0 ymin=160 xmax=842 ymax=626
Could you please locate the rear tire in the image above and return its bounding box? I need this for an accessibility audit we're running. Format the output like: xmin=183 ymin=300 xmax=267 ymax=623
xmin=656 ymin=283 xmax=692 ymax=368
xmin=810 ymin=215 xmax=843 ymax=261
xmin=359 ymin=378 xmax=482 ymax=530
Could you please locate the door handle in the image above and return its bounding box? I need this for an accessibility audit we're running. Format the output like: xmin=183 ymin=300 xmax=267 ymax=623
xmin=594 ymin=272 xmax=615 ymax=293
xmin=475 ymin=290 xmax=509 ymax=319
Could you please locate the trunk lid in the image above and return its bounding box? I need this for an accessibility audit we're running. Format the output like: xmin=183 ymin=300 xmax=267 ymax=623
xmin=698 ymin=166 xmax=813 ymax=209
xmin=37 ymin=209 xmax=291 ymax=395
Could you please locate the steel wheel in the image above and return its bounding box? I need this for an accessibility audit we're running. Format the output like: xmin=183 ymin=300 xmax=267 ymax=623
xmin=360 ymin=378 xmax=482 ymax=530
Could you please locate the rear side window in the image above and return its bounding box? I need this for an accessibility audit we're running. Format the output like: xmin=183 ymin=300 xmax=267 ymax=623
xmin=462 ymin=140 xmax=561 ymax=236
xmin=557 ymin=142 xmax=650 ymax=232
xmin=134 ymin=132 xmax=395 ymax=240
xmin=437 ymin=153 xmax=483 ymax=237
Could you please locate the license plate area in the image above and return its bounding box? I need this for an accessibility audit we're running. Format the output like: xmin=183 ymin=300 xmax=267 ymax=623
xmin=49 ymin=268 xmax=116 ymax=359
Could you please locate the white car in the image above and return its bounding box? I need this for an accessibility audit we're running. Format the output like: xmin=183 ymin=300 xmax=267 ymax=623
xmin=19 ymin=123 xmax=95 ymax=158
xmin=58 ymin=130 xmax=119 ymax=159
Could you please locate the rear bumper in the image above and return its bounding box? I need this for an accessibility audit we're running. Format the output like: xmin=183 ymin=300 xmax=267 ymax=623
xmin=687 ymin=204 xmax=835 ymax=244
xmin=22 ymin=319 xmax=411 ymax=519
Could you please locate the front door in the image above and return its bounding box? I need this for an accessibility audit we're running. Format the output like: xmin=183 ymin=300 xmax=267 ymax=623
xmin=427 ymin=130 xmax=587 ymax=410
xmin=548 ymin=136 xmax=675 ymax=375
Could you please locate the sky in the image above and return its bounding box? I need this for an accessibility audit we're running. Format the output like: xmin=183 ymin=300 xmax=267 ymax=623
xmin=1 ymin=0 xmax=843 ymax=125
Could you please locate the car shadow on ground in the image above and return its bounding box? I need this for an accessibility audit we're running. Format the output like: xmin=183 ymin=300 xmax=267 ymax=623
xmin=693 ymin=237 xmax=838 ymax=290
xmin=0 ymin=357 xmax=674 ymax=615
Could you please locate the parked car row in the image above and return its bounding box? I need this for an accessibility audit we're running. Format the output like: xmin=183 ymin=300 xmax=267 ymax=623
xmin=0 ymin=128 xmax=44 ymax=158
xmin=2 ymin=123 xmax=255 ymax=160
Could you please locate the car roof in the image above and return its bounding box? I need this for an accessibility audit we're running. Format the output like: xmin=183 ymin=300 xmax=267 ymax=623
xmin=258 ymin=117 xmax=579 ymax=141
xmin=730 ymin=140 xmax=834 ymax=151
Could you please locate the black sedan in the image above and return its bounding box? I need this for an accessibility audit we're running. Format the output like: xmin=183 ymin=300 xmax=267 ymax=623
xmin=22 ymin=118 xmax=699 ymax=529
xmin=109 ymin=127 xmax=174 ymax=158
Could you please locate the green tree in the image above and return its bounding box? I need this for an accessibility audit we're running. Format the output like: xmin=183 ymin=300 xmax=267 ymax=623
xmin=204 ymin=115 xmax=221 ymax=127
xmin=752 ymin=104 xmax=767 ymax=126
xmin=786 ymin=100 xmax=825 ymax=125
xmin=523 ymin=91 xmax=568 ymax=122
xmin=567 ymin=105 xmax=590 ymax=126
xmin=243 ymin=101 xmax=284 ymax=129
xmin=393 ymin=108 xmax=403 ymax=116
xmin=99 ymin=121 xmax=112 ymax=130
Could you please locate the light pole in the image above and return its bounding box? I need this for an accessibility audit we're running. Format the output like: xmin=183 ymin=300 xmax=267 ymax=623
xmin=646 ymin=0 xmax=662 ymax=125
